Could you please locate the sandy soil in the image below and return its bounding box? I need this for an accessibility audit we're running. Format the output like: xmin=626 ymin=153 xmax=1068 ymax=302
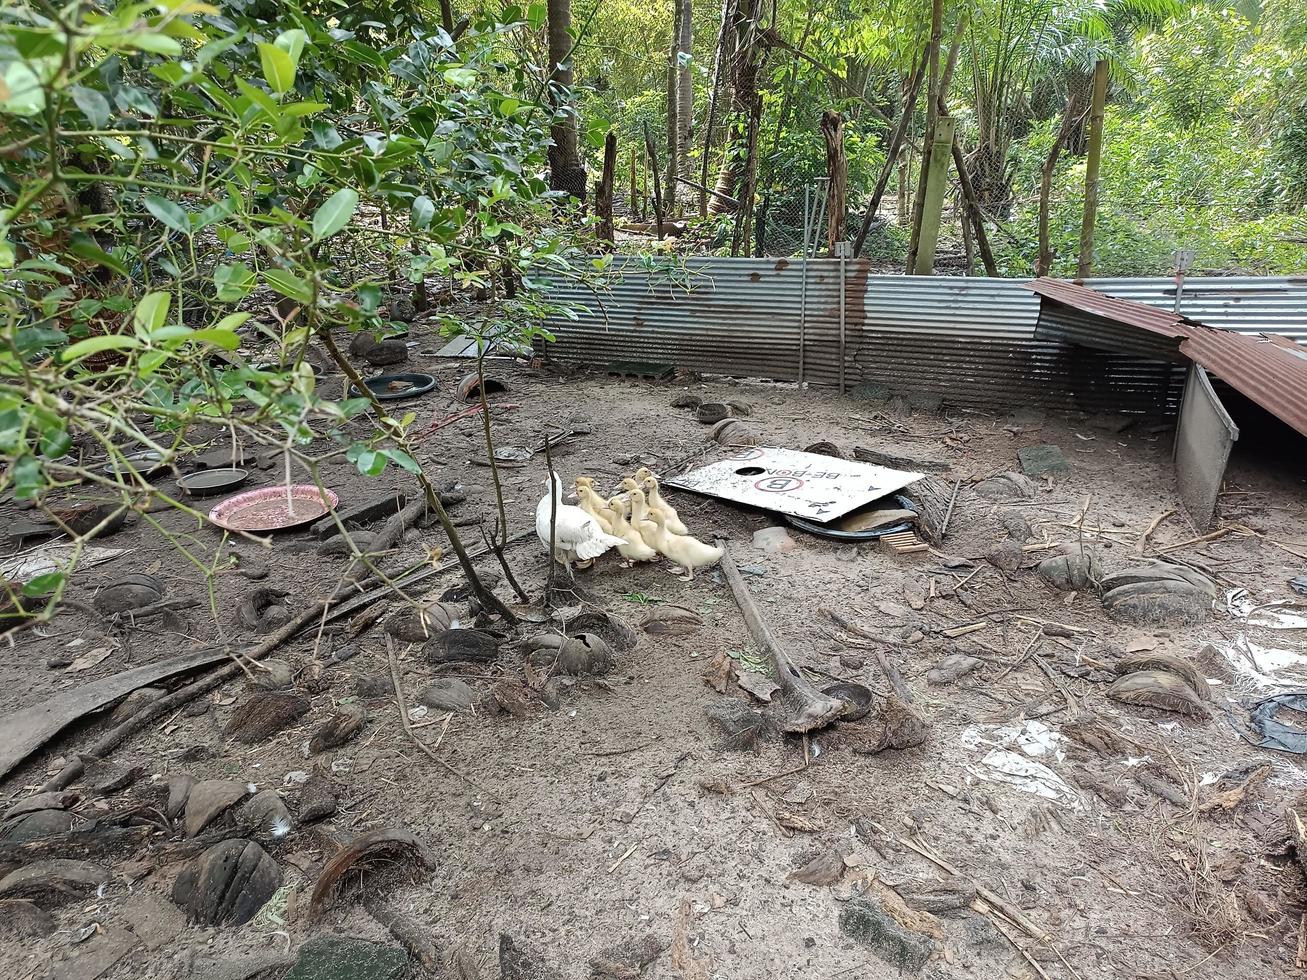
xmin=2 ymin=343 xmax=1306 ymax=980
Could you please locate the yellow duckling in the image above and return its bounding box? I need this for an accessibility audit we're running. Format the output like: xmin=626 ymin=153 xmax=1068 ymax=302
xmin=645 ymin=510 xmax=722 ymax=581
xmin=607 ymin=495 xmax=658 ymax=564
xmin=575 ymin=482 xmax=617 ymax=534
xmin=641 ymin=475 xmax=689 ymax=535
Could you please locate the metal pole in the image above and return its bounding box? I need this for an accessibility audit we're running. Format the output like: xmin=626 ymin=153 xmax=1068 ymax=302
xmin=836 ymin=240 xmax=848 ymax=396
xmin=798 ymin=184 xmax=811 ymax=386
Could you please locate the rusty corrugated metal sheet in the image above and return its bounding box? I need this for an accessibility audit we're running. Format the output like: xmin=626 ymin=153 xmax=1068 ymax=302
xmin=1027 ymin=278 xmax=1307 ymax=437
xmin=1026 ymin=278 xmax=1192 ymax=339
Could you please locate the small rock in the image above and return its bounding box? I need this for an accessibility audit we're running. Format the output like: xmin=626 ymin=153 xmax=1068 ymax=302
xmin=499 ymin=934 xmax=561 ymax=980
xmin=0 ymin=899 xmax=55 ymax=937
xmin=1037 ymin=548 xmax=1103 ymax=591
xmin=183 ymin=699 xmax=211 ymax=718
xmin=670 ymin=393 xmax=702 ymax=409
xmin=172 ymin=839 xmax=281 ymax=926
xmin=45 ymin=654 xmax=74 ymax=669
xmin=1 ymin=810 xmax=80 ymax=843
xmin=997 ymin=509 xmax=1032 ymax=542
xmin=252 ymin=659 xmax=295 ymax=691
xmin=838 ymin=897 xmax=936 ymax=972
xmin=706 ymin=698 xmax=772 ymax=752
xmin=184 ymin=779 xmax=250 ymax=836
xmin=285 ymin=936 xmax=409 ymax=980
xmin=240 ymin=789 xmax=293 ymax=841
xmin=83 ymin=758 xmax=144 ymax=795
xmin=165 ymin=775 xmax=195 ymax=820
xmin=753 ymin=526 xmax=796 ymax=554
xmin=974 ymin=472 xmax=1035 ymax=502
xmin=309 ymin=704 xmax=367 ymax=753
xmin=296 ymin=777 xmax=339 ymax=823
xmin=926 ymin=654 xmax=982 ymax=686
xmin=418 ymin=679 xmax=478 ymax=712
xmin=985 ymin=539 xmax=1023 ymax=572
xmin=1018 ymin=443 xmax=1068 ymax=476
xmin=349 ymin=332 xmax=377 ymax=358
xmin=363 ymin=339 xmax=408 ymax=366
xmin=354 ymin=674 xmax=395 ymax=699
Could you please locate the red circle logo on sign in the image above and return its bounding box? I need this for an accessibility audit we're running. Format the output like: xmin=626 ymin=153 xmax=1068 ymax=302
xmin=754 ymin=476 xmax=805 ymax=493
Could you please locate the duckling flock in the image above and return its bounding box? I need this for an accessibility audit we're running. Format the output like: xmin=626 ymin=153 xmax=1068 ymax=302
xmin=535 ymin=467 xmax=723 ymax=581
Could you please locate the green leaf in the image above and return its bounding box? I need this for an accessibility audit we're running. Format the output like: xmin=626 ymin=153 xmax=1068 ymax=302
xmin=143 ymin=195 xmax=190 ymax=235
xmin=69 ymin=234 xmax=128 ymax=277
xmin=125 ymin=32 xmax=183 ymax=56
xmin=62 ymin=334 xmax=142 ymax=363
xmin=0 ymin=61 xmax=46 ymax=116
xmin=411 ymin=195 xmax=435 ymax=230
xmin=383 ymin=448 xmax=420 ymax=474
xmin=498 ymin=97 xmax=520 ymax=116
xmin=353 ymin=448 xmax=386 ymax=476
xmin=257 ymin=42 xmax=296 ymax=94
xmin=265 ymin=269 xmax=312 ymax=304
xmin=311 ymin=188 xmax=358 ymax=243
xmin=214 ymin=262 xmax=255 ymax=302
xmin=22 ymin=571 xmax=63 ymax=597
xmin=187 ymin=325 xmax=242 ymax=349
xmin=132 ymin=291 xmax=171 ymax=338
xmin=275 ymin=29 xmax=308 ymax=65
xmin=526 ymin=2 xmax=547 ymax=29
xmin=70 ymin=85 xmax=111 ymax=127
xmin=443 ymin=67 xmax=477 ymax=87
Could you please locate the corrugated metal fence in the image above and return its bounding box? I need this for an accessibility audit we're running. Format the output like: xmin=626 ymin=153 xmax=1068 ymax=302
xmin=543 ymin=259 xmax=1307 ymax=413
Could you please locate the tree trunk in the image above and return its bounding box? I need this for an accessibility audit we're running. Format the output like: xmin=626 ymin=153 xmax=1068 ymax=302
xmin=905 ymin=0 xmax=943 ymax=273
xmin=731 ymin=90 xmax=762 ymax=256
xmin=629 ymin=144 xmax=639 ymax=220
xmin=910 ymin=115 xmax=955 ymax=275
xmin=1037 ymin=96 xmax=1082 ymax=277
xmin=821 ymin=111 xmax=846 ymax=255
xmin=711 ymin=0 xmax=763 ymax=216
xmin=702 ymin=0 xmax=735 ymax=216
xmin=438 ymin=0 xmax=454 ymax=33
xmin=643 ymin=120 xmax=666 ymax=238
xmin=596 ymin=131 xmax=617 ymax=246
xmin=665 ymin=5 xmax=680 ymax=215
xmin=1077 ymin=59 xmax=1109 ymax=279
xmin=952 ymin=139 xmax=998 ymax=276
xmin=546 ymin=0 xmax=584 ymax=201
xmin=677 ymin=0 xmax=693 ymax=175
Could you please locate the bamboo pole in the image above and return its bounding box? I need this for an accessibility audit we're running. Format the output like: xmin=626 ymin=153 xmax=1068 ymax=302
xmin=911 ymin=116 xmax=955 ymax=275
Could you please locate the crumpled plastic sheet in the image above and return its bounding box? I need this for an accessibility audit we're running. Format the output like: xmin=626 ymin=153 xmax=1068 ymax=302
xmin=1247 ymin=692 xmax=1307 ymax=753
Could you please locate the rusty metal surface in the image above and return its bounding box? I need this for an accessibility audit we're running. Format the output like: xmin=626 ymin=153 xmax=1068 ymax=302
xmin=1174 ymin=365 xmax=1239 ymax=529
xmin=665 ymin=446 xmax=922 ymax=521
xmin=1028 ymin=278 xmax=1307 ymax=437
xmin=1027 ymin=278 xmax=1192 ymax=339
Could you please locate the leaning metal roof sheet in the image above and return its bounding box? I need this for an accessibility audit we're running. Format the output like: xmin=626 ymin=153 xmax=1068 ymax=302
xmin=1027 ymin=278 xmax=1307 ymax=437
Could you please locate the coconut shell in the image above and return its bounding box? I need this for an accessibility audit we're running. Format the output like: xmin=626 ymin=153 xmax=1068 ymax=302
xmin=1108 ymin=670 xmax=1208 ymax=716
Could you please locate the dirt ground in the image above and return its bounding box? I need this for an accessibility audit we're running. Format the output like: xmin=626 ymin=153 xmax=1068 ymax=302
xmin=2 ymin=340 xmax=1307 ymax=980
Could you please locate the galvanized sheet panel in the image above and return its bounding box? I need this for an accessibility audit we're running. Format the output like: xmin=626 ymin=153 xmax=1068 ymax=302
xmin=1174 ymin=365 xmax=1239 ymax=529
xmin=1089 ymin=277 xmax=1307 ymax=341
xmin=543 ymin=264 xmax=1302 ymax=413
xmin=544 ymin=256 xmax=844 ymax=386
xmin=1033 ymin=305 xmax=1187 ymax=361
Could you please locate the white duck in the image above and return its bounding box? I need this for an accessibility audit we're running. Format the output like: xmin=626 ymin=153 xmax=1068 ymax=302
xmin=536 ymin=472 xmax=625 ymax=573
xmin=607 ymin=495 xmax=658 ymax=565
xmin=644 ymin=509 xmax=723 ymax=581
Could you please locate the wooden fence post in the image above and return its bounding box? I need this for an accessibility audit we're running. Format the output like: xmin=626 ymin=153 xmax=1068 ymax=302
xmin=910 ymin=116 xmax=956 ymax=275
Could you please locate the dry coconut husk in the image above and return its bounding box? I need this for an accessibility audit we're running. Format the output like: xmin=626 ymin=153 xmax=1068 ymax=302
xmin=1108 ymin=670 xmax=1208 ymax=717
xmin=308 ymin=828 xmax=434 ymax=918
